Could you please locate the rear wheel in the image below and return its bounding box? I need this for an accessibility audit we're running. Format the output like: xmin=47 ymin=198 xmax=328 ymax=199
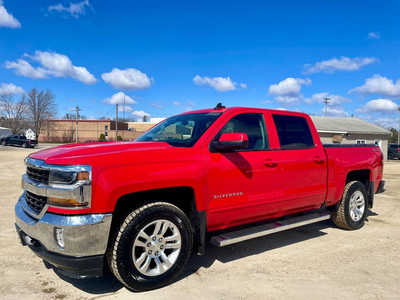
xmin=107 ymin=202 xmax=193 ymax=291
xmin=332 ymin=181 xmax=368 ymax=230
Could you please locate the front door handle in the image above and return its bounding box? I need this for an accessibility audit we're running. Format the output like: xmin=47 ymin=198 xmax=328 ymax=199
xmin=264 ymin=159 xmax=278 ymax=168
xmin=313 ymin=157 xmax=325 ymax=164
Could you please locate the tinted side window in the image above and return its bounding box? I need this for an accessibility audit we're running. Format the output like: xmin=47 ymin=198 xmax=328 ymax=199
xmin=215 ymin=113 xmax=267 ymax=150
xmin=272 ymin=114 xmax=314 ymax=149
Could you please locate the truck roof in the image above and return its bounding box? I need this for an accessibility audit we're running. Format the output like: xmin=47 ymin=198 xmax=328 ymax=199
xmin=182 ymin=106 xmax=309 ymax=118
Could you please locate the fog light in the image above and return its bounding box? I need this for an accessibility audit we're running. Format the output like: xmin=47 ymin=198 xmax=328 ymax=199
xmin=54 ymin=227 xmax=64 ymax=249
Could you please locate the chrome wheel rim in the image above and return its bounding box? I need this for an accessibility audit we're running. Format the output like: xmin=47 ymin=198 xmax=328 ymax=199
xmin=349 ymin=190 xmax=365 ymax=222
xmin=132 ymin=219 xmax=181 ymax=277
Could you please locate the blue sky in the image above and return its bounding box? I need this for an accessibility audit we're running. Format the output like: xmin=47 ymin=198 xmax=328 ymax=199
xmin=0 ymin=0 xmax=399 ymax=127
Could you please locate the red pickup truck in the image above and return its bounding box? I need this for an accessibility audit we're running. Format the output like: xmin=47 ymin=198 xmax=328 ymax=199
xmin=15 ymin=105 xmax=385 ymax=291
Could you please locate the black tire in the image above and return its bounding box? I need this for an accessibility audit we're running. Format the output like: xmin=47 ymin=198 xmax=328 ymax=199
xmin=332 ymin=181 xmax=368 ymax=230
xmin=107 ymin=202 xmax=193 ymax=291
xmin=22 ymin=143 xmax=27 ymax=148
xmin=1 ymin=140 xmax=6 ymax=146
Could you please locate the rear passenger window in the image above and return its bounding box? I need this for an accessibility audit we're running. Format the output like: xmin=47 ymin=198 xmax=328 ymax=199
xmin=272 ymin=114 xmax=314 ymax=149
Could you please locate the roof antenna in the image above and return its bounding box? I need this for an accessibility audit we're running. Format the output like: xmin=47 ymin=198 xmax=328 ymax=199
xmin=214 ymin=102 xmax=226 ymax=110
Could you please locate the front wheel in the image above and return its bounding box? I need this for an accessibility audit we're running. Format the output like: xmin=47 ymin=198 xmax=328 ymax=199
xmin=332 ymin=181 xmax=368 ymax=230
xmin=107 ymin=202 xmax=193 ymax=291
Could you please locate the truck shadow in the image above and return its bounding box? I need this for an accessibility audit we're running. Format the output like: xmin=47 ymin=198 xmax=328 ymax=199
xmin=53 ymin=213 xmax=379 ymax=294
xmin=182 ymin=220 xmax=331 ymax=276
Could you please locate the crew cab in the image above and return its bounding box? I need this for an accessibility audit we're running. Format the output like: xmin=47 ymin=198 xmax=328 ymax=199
xmin=1 ymin=134 xmax=37 ymax=148
xmin=15 ymin=106 xmax=385 ymax=291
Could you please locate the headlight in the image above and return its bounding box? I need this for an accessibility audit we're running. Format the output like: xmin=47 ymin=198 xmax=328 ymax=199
xmin=48 ymin=169 xmax=91 ymax=185
xmin=49 ymin=170 xmax=77 ymax=184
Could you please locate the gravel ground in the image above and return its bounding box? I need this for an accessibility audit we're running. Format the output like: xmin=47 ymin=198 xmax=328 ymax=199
xmin=0 ymin=145 xmax=399 ymax=300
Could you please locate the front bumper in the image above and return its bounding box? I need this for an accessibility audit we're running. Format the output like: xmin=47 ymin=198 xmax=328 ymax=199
xmin=15 ymin=194 xmax=112 ymax=277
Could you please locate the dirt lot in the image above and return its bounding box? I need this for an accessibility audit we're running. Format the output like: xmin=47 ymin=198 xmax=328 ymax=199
xmin=0 ymin=145 xmax=399 ymax=300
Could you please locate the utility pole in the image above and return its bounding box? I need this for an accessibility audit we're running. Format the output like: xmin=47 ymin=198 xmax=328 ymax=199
xmin=123 ymin=93 xmax=125 ymax=122
xmin=323 ymin=97 xmax=331 ymax=116
xmin=75 ymin=106 xmax=81 ymax=143
xmin=398 ymin=107 xmax=400 ymax=145
xmin=115 ymin=103 xmax=119 ymax=141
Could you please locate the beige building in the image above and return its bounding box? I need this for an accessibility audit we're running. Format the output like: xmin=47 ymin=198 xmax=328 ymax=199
xmin=39 ymin=120 xmax=152 ymax=143
xmin=311 ymin=116 xmax=391 ymax=160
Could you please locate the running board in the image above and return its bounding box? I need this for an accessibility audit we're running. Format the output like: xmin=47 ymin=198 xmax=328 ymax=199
xmin=210 ymin=211 xmax=331 ymax=247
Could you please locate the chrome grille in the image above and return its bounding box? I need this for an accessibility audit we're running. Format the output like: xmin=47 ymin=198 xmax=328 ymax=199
xmin=26 ymin=191 xmax=47 ymax=214
xmin=27 ymin=166 xmax=49 ymax=184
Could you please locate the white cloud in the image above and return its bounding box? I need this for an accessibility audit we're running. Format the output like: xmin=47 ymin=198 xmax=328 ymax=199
xmin=275 ymin=95 xmax=302 ymax=104
xmin=0 ymin=82 xmax=24 ymax=95
xmin=349 ymin=75 xmax=400 ymax=98
xmin=269 ymin=77 xmax=311 ymax=104
xmin=193 ymin=75 xmax=245 ymax=92
xmin=359 ymin=99 xmax=399 ymax=113
xmin=48 ymin=0 xmax=90 ymax=18
xmin=304 ymin=57 xmax=377 ymax=74
xmin=173 ymin=101 xmax=181 ymax=106
xmin=4 ymin=59 xmax=47 ymax=79
xmin=305 ymin=92 xmax=351 ymax=105
xmin=103 ymin=92 xmax=137 ymax=105
xmin=132 ymin=110 xmax=150 ymax=119
xmin=368 ymin=32 xmax=380 ymax=39
xmin=0 ymin=0 xmax=21 ymax=28
xmin=30 ymin=51 xmax=96 ymax=84
xmin=5 ymin=51 xmax=96 ymax=84
xmin=324 ymin=107 xmax=348 ymax=117
xmin=118 ymin=105 xmax=133 ymax=113
xmin=269 ymin=78 xmax=311 ymax=96
xmin=101 ymin=68 xmax=151 ymax=90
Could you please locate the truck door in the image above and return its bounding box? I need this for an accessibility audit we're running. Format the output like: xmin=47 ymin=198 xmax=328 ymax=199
xmin=266 ymin=114 xmax=327 ymax=213
xmin=207 ymin=113 xmax=282 ymax=230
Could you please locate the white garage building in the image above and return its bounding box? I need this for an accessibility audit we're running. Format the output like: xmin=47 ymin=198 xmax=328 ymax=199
xmin=311 ymin=116 xmax=392 ymax=160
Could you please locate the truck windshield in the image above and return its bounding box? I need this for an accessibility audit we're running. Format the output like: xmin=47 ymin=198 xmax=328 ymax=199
xmin=136 ymin=112 xmax=222 ymax=147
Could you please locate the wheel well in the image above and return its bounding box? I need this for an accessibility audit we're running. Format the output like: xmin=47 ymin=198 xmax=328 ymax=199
xmin=346 ymin=169 xmax=370 ymax=190
xmin=109 ymin=186 xmax=204 ymax=254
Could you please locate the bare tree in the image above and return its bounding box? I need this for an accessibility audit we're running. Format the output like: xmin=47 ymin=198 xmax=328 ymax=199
xmin=63 ymin=113 xmax=88 ymax=120
xmin=0 ymin=94 xmax=28 ymax=133
xmin=63 ymin=113 xmax=75 ymax=120
xmin=25 ymin=89 xmax=57 ymax=140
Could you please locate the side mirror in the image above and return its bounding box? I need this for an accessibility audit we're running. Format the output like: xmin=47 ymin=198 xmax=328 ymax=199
xmin=212 ymin=133 xmax=249 ymax=152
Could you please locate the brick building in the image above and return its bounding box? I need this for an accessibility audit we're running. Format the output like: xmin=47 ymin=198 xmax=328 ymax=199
xmin=39 ymin=120 xmax=151 ymax=143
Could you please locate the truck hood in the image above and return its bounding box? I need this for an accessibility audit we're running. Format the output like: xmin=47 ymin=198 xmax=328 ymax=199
xmin=30 ymin=141 xmax=173 ymax=165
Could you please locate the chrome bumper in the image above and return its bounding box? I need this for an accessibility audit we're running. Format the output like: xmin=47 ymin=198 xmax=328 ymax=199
xmin=15 ymin=194 xmax=112 ymax=257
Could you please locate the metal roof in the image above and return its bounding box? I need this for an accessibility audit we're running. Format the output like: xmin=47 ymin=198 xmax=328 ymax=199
xmin=310 ymin=116 xmax=391 ymax=135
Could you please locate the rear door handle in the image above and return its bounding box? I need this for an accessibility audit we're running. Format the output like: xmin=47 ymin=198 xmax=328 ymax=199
xmin=264 ymin=159 xmax=278 ymax=168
